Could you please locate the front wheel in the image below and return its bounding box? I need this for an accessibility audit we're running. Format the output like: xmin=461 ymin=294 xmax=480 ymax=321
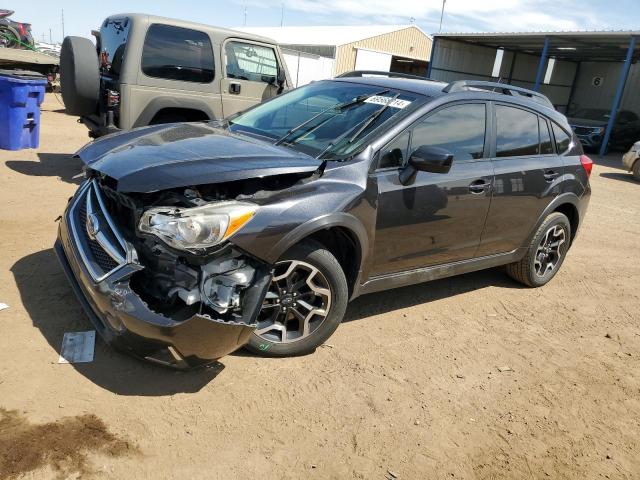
xmin=245 ymin=241 xmax=348 ymax=357
xmin=506 ymin=212 xmax=571 ymax=287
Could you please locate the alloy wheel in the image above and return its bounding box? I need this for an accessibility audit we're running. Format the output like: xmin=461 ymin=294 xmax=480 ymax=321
xmin=534 ymin=225 xmax=566 ymax=277
xmin=255 ymin=260 xmax=332 ymax=343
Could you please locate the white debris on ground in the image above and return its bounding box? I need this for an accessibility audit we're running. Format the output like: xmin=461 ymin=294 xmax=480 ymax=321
xmin=58 ymin=330 xmax=96 ymax=364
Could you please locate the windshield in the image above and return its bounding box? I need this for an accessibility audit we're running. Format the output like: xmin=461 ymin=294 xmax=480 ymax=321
xmin=228 ymin=80 xmax=423 ymax=159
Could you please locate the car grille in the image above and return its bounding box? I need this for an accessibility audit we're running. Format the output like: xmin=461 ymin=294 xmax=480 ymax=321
xmin=572 ymin=125 xmax=597 ymax=136
xmin=78 ymin=200 xmax=120 ymax=272
xmin=68 ymin=180 xmax=127 ymax=281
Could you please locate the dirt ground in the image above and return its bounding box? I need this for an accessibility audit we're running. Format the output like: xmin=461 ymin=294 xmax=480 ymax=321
xmin=0 ymin=95 xmax=639 ymax=479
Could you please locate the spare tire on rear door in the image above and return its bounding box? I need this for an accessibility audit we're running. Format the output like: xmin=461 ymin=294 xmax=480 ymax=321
xmin=60 ymin=36 xmax=99 ymax=116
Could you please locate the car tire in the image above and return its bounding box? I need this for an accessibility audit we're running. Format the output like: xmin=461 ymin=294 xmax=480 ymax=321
xmin=0 ymin=25 xmax=19 ymax=48
xmin=245 ymin=240 xmax=348 ymax=357
xmin=506 ymin=212 xmax=571 ymax=287
xmin=632 ymin=160 xmax=640 ymax=182
xmin=60 ymin=36 xmax=100 ymax=116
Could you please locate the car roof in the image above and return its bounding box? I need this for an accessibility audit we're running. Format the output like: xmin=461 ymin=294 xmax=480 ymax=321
xmin=107 ymin=13 xmax=278 ymax=45
xmin=331 ymin=76 xmax=449 ymax=98
xmin=331 ymin=75 xmax=568 ymax=123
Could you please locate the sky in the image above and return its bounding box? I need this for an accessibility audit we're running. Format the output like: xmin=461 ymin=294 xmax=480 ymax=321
xmin=6 ymin=0 xmax=640 ymax=44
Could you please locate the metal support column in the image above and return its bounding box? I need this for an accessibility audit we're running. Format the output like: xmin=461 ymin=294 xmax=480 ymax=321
xmin=427 ymin=37 xmax=436 ymax=78
xmin=565 ymin=61 xmax=581 ymax=113
xmin=507 ymin=51 xmax=518 ymax=83
xmin=533 ymin=36 xmax=550 ymax=91
xmin=599 ymin=36 xmax=637 ymax=157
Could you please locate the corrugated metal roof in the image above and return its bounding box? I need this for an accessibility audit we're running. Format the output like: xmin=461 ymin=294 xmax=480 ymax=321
xmin=234 ymin=25 xmax=427 ymax=47
xmin=433 ymin=31 xmax=640 ymax=62
xmin=436 ymin=30 xmax=640 ymax=38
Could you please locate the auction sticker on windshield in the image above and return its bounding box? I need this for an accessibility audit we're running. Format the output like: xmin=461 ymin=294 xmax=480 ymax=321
xmin=364 ymin=96 xmax=412 ymax=109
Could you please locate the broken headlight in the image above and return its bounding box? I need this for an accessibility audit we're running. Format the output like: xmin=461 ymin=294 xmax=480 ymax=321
xmin=138 ymin=202 xmax=257 ymax=251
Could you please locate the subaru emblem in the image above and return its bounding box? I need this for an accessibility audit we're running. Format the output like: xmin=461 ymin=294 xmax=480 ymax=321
xmin=86 ymin=213 xmax=100 ymax=240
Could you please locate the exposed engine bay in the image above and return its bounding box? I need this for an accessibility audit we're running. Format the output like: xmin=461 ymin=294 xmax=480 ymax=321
xmin=94 ymin=171 xmax=309 ymax=324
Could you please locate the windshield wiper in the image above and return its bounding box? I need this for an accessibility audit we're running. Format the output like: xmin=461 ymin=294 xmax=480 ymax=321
xmin=346 ymin=93 xmax=401 ymax=144
xmin=316 ymin=93 xmax=402 ymax=159
xmin=274 ymin=89 xmax=389 ymax=146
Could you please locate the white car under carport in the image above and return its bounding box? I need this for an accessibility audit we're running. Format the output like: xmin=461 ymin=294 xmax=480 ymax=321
xmin=622 ymin=141 xmax=640 ymax=181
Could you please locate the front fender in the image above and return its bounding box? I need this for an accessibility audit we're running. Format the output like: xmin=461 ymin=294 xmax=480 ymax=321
xmin=270 ymin=212 xmax=369 ymax=263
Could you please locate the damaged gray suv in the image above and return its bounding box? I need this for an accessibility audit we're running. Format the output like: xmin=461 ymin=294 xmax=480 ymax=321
xmin=56 ymin=73 xmax=592 ymax=368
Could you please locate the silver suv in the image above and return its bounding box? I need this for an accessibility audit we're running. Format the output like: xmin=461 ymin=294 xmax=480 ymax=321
xmin=60 ymin=13 xmax=291 ymax=137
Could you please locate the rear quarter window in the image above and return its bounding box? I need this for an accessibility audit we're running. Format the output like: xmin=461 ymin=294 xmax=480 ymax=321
xmin=552 ymin=122 xmax=572 ymax=154
xmin=141 ymin=24 xmax=214 ymax=83
xmin=100 ymin=17 xmax=130 ymax=76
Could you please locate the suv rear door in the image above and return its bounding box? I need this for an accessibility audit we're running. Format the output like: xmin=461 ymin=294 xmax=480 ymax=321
xmin=475 ymin=103 xmax=564 ymax=256
xmin=221 ymin=39 xmax=282 ymax=117
xmin=370 ymin=102 xmax=494 ymax=276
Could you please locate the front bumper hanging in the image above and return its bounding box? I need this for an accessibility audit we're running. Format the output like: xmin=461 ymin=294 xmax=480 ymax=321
xmin=55 ymin=180 xmax=270 ymax=368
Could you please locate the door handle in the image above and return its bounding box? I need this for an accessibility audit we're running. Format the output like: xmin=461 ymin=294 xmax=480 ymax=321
xmin=229 ymin=82 xmax=241 ymax=95
xmin=469 ymin=179 xmax=491 ymax=194
xmin=543 ymin=169 xmax=559 ymax=182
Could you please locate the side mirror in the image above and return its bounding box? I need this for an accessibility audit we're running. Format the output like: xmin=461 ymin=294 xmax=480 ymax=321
xmin=399 ymin=146 xmax=454 ymax=185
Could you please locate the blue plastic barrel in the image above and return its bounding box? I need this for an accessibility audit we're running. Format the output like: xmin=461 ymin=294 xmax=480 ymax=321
xmin=0 ymin=69 xmax=47 ymax=150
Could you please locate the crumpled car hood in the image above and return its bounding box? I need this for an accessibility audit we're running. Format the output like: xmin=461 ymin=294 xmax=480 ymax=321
xmin=76 ymin=122 xmax=322 ymax=193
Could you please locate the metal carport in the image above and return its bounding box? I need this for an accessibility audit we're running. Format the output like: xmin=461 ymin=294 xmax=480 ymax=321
xmin=428 ymin=31 xmax=640 ymax=156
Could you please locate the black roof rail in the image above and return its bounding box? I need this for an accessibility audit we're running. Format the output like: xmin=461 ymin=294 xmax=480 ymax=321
xmin=443 ymin=80 xmax=553 ymax=108
xmin=336 ymin=70 xmax=432 ymax=82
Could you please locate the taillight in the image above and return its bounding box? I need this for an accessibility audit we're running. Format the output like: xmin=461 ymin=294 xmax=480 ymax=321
xmin=106 ymin=90 xmax=120 ymax=108
xmin=580 ymin=155 xmax=593 ymax=178
xmin=17 ymin=23 xmax=26 ymax=36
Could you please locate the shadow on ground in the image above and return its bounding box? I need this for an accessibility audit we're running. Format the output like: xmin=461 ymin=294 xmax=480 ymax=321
xmin=343 ymin=267 xmax=521 ymax=323
xmin=599 ymin=171 xmax=638 ymax=184
xmin=592 ymin=153 xmax=626 ymax=170
xmin=16 ymin=247 xmax=521 ymax=368
xmin=11 ymin=249 xmax=223 ymax=396
xmin=236 ymin=266 xmax=522 ymax=358
xmin=5 ymin=153 xmax=84 ymax=185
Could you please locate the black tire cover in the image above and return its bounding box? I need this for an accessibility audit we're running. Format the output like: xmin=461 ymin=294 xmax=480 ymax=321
xmin=60 ymin=36 xmax=99 ymax=116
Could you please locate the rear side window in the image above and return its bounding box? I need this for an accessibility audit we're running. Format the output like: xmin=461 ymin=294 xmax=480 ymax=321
xmin=411 ymin=103 xmax=486 ymax=161
xmin=552 ymin=122 xmax=572 ymax=153
xmin=495 ymin=105 xmax=539 ymax=157
xmin=142 ymin=24 xmax=214 ymax=83
xmin=99 ymin=17 xmax=130 ymax=76
xmin=540 ymin=118 xmax=554 ymax=154
xmin=225 ymin=41 xmax=278 ymax=84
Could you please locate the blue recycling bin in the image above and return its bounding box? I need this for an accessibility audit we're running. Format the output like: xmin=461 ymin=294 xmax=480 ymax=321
xmin=0 ymin=69 xmax=47 ymax=150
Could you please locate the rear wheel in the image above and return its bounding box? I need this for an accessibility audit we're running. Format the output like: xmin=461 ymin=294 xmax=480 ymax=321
xmin=506 ymin=212 xmax=571 ymax=287
xmin=632 ymin=160 xmax=640 ymax=182
xmin=0 ymin=25 xmax=19 ymax=48
xmin=246 ymin=241 xmax=348 ymax=357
